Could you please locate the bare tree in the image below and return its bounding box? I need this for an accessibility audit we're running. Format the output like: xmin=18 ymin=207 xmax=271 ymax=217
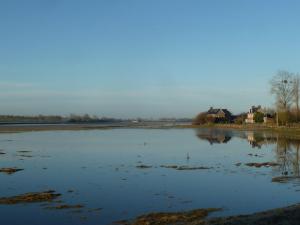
xmin=270 ymin=70 xmax=295 ymax=125
xmin=293 ymin=73 xmax=300 ymax=121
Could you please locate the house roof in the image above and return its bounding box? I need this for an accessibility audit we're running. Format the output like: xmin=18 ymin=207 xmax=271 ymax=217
xmin=207 ymin=108 xmax=232 ymax=116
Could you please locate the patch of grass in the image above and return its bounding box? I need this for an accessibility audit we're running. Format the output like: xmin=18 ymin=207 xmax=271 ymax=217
xmin=117 ymin=208 xmax=221 ymax=225
xmin=0 ymin=190 xmax=61 ymax=204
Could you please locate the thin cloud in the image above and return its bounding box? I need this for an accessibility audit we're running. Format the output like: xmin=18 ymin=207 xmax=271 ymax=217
xmin=0 ymin=82 xmax=36 ymax=88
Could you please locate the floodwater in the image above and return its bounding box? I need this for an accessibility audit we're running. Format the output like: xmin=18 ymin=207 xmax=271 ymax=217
xmin=1 ymin=128 xmax=300 ymax=225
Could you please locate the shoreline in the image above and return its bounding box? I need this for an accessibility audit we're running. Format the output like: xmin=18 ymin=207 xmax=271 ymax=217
xmin=1 ymin=122 xmax=300 ymax=135
xmin=204 ymin=203 xmax=300 ymax=225
xmin=177 ymin=123 xmax=300 ymax=139
xmin=120 ymin=203 xmax=300 ymax=225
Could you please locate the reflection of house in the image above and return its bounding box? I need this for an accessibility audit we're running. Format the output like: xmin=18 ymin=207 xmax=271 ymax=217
xmin=196 ymin=129 xmax=232 ymax=145
xmin=207 ymin=107 xmax=232 ymax=122
xmin=245 ymin=105 xmax=262 ymax=124
xmin=204 ymin=135 xmax=231 ymax=145
xmin=246 ymin=131 xmax=262 ymax=148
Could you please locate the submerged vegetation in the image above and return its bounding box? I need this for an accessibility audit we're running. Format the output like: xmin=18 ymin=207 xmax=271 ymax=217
xmin=0 ymin=167 xmax=24 ymax=174
xmin=0 ymin=191 xmax=61 ymax=204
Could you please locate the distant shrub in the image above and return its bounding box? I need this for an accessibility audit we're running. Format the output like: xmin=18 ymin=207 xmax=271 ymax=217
xmin=254 ymin=112 xmax=264 ymax=123
xmin=234 ymin=114 xmax=247 ymax=124
xmin=206 ymin=116 xmax=216 ymax=124
xmin=193 ymin=112 xmax=208 ymax=125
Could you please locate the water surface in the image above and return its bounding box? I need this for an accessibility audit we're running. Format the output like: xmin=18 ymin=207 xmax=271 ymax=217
xmin=1 ymin=128 xmax=300 ymax=225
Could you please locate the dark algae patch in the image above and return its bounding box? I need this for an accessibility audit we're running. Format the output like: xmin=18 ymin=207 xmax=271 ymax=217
xmin=117 ymin=208 xmax=221 ymax=225
xmin=272 ymin=176 xmax=300 ymax=183
xmin=0 ymin=190 xmax=61 ymax=204
xmin=160 ymin=165 xmax=178 ymax=169
xmin=245 ymin=162 xmax=280 ymax=168
xmin=136 ymin=165 xmax=153 ymax=169
xmin=0 ymin=167 xmax=23 ymax=175
xmin=17 ymin=154 xmax=33 ymax=158
xmin=160 ymin=165 xmax=212 ymax=170
xmin=45 ymin=204 xmax=84 ymax=210
xmin=176 ymin=166 xmax=211 ymax=170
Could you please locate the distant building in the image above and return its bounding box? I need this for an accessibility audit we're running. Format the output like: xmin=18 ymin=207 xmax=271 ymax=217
xmin=263 ymin=114 xmax=274 ymax=124
xmin=207 ymin=107 xmax=232 ymax=122
xmin=245 ymin=105 xmax=262 ymax=124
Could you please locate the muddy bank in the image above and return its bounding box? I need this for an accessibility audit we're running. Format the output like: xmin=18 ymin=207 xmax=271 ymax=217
xmin=119 ymin=204 xmax=300 ymax=225
xmin=117 ymin=208 xmax=221 ymax=225
xmin=0 ymin=190 xmax=61 ymax=204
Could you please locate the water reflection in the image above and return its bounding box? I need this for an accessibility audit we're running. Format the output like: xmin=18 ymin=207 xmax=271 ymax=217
xmin=275 ymin=136 xmax=300 ymax=177
xmin=196 ymin=128 xmax=300 ymax=178
xmin=196 ymin=129 xmax=232 ymax=145
xmin=2 ymin=129 xmax=300 ymax=224
xmin=244 ymin=131 xmax=276 ymax=148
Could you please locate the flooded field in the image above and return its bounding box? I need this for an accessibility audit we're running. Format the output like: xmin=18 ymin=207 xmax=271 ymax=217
xmin=1 ymin=128 xmax=300 ymax=225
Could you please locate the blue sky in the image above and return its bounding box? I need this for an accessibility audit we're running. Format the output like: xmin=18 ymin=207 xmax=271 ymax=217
xmin=1 ymin=0 xmax=300 ymax=118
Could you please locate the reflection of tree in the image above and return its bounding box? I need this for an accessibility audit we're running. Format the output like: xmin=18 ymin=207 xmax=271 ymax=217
xmin=293 ymin=143 xmax=300 ymax=176
xmin=246 ymin=131 xmax=277 ymax=148
xmin=195 ymin=128 xmax=300 ymax=177
xmin=276 ymin=136 xmax=292 ymax=175
xmin=244 ymin=131 xmax=300 ymax=176
xmin=244 ymin=132 xmax=300 ymax=176
xmin=275 ymin=136 xmax=300 ymax=176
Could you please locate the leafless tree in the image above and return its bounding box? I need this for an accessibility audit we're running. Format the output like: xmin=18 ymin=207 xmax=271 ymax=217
xmin=293 ymin=73 xmax=300 ymax=121
xmin=271 ymin=70 xmax=294 ymax=110
xmin=270 ymin=70 xmax=295 ymax=125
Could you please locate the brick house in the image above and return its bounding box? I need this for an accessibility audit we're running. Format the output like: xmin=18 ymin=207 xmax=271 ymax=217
xmin=206 ymin=107 xmax=232 ymax=122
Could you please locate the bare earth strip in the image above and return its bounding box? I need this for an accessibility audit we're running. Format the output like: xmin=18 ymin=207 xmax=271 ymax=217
xmin=203 ymin=204 xmax=300 ymax=225
xmin=0 ymin=124 xmax=116 ymax=133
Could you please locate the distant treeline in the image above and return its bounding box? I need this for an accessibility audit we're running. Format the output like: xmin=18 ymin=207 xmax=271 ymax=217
xmin=68 ymin=114 xmax=122 ymax=123
xmin=0 ymin=115 xmax=65 ymax=123
xmin=0 ymin=114 xmax=122 ymax=124
xmin=0 ymin=114 xmax=192 ymax=124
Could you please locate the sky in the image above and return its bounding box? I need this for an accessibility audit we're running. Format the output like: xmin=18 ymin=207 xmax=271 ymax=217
xmin=1 ymin=0 xmax=300 ymax=118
